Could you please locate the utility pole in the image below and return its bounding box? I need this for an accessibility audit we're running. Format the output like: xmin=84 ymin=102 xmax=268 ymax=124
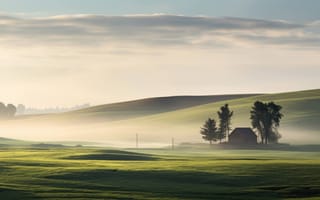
xmin=171 ymin=137 xmax=174 ymax=150
xmin=136 ymin=133 xmax=139 ymax=149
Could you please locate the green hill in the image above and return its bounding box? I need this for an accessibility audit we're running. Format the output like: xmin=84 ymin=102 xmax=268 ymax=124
xmin=123 ymin=89 xmax=320 ymax=144
xmin=2 ymin=89 xmax=319 ymax=145
xmin=59 ymin=94 xmax=259 ymax=122
xmin=138 ymin=89 xmax=320 ymax=125
xmin=0 ymin=137 xmax=32 ymax=146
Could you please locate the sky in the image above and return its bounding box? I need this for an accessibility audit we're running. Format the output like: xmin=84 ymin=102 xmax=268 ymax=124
xmin=1 ymin=0 xmax=320 ymax=21
xmin=0 ymin=0 xmax=319 ymax=107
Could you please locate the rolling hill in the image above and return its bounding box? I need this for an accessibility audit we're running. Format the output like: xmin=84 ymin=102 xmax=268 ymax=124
xmin=135 ymin=89 xmax=320 ymax=126
xmin=121 ymin=89 xmax=320 ymax=144
xmin=62 ymin=94 xmax=260 ymax=121
xmin=1 ymin=89 xmax=319 ymax=145
xmin=0 ymin=137 xmax=33 ymax=146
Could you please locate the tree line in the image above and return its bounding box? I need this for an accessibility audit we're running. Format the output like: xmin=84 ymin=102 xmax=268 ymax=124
xmin=200 ymin=101 xmax=283 ymax=145
xmin=0 ymin=102 xmax=17 ymax=118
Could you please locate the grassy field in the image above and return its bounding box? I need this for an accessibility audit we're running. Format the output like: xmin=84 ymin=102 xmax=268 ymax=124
xmin=0 ymin=147 xmax=319 ymax=200
xmin=133 ymin=89 xmax=320 ymax=127
xmin=15 ymin=94 xmax=257 ymax=123
xmin=66 ymin=94 xmax=259 ymax=120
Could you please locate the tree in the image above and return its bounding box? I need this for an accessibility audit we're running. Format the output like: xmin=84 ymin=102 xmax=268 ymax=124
xmin=0 ymin=103 xmax=17 ymax=119
xmin=216 ymin=130 xmax=225 ymax=144
xmin=17 ymin=104 xmax=26 ymax=115
xmin=250 ymin=101 xmax=266 ymax=143
xmin=6 ymin=104 xmax=17 ymax=117
xmin=200 ymin=118 xmax=218 ymax=145
xmin=0 ymin=102 xmax=6 ymax=118
xmin=217 ymin=104 xmax=233 ymax=142
xmin=269 ymin=129 xmax=282 ymax=144
xmin=250 ymin=101 xmax=283 ymax=144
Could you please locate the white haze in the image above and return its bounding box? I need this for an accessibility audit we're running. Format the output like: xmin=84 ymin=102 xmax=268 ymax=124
xmin=0 ymin=115 xmax=319 ymax=147
xmin=0 ymin=14 xmax=319 ymax=145
xmin=0 ymin=14 xmax=319 ymax=107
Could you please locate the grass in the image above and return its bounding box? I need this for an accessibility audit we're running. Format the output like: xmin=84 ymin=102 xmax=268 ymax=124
xmin=67 ymin=94 xmax=258 ymax=120
xmin=0 ymin=147 xmax=319 ymax=199
xmin=136 ymin=89 xmax=320 ymax=126
xmin=0 ymin=137 xmax=33 ymax=146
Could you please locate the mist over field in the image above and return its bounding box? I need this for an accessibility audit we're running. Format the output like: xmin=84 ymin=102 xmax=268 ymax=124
xmin=1 ymin=5 xmax=319 ymax=148
xmin=1 ymin=13 xmax=320 ymax=108
xmin=1 ymin=1 xmax=320 ymax=200
xmin=0 ymin=89 xmax=318 ymax=147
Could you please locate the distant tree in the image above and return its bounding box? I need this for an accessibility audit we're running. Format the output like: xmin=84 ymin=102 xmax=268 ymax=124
xmin=250 ymin=101 xmax=283 ymax=144
xmin=217 ymin=104 xmax=233 ymax=142
xmin=17 ymin=104 xmax=26 ymax=115
xmin=0 ymin=103 xmax=17 ymax=119
xmin=0 ymin=102 xmax=6 ymax=118
xmin=6 ymin=104 xmax=17 ymax=117
xmin=200 ymin=118 xmax=218 ymax=145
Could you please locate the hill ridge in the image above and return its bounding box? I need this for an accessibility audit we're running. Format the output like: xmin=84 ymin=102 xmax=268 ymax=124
xmin=59 ymin=93 xmax=261 ymax=122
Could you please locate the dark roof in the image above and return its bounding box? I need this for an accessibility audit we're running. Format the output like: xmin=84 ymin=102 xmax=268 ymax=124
xmin=230 ymin=128 xmax=257 ymax=137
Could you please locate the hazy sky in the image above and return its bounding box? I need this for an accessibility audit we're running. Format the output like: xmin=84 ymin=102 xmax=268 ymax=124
xmin=1 ymin=0 xmax=320 ymax=21
xmin=0 ymin=1 xmax=319 ymax=107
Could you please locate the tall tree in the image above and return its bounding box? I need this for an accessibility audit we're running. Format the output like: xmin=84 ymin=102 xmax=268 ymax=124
xmin=17 ymin=104 xmax=26 ymax=115
xmin=200 ymin=118 xmax=218 ymax=145
xmin=6 ymin=104 xmax=17 ymax=117
xmin=217 ymin=104 xmax=233 ymax=142
xmin=250 ymin=101 xmax=283 ymax=144
xmin=250 ymin=101 xmax=266 ymax=143
xmin=0 ymin=102 xmax=6 ymax=118
xmin=0 ymin=103 xmax=17 ymax=119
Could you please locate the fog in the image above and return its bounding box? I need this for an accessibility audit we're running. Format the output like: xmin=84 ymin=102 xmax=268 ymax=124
xmin=1 ymin=14 xmax=320 ymax=108
xmin=0 ymin=114 xmax=318 ymax=147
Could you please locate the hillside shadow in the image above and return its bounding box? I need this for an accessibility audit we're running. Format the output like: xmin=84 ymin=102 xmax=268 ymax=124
xmin=66 ymin=150 xmax=158 ymax=161
xmin=0 ymin=188 xmax=34 ymax=200
xmin=64 ymin=94 xmax=260 ymax=122
xmin=218 ymin=144 xmax=320 ymax=152
xmin=45 ymin=168 xmax=320 ymax=200
xmin=30 ymin=143 xmax=66 ymax=149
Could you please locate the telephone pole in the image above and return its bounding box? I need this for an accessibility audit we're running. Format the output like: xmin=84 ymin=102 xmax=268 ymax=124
xmin=136 ymin=133 xmax=139 ymax=149
xmin=171 ymin=137 xmax=174 ymax=150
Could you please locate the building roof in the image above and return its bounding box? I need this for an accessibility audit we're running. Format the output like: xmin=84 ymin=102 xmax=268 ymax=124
xmin=230 ymin=127 xmax=257 ymax=137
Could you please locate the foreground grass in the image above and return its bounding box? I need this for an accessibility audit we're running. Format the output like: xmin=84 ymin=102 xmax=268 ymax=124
xmin=0 ymin=147 xmax=319 ymax=199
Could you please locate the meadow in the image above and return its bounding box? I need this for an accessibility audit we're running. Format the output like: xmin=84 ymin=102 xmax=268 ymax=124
xmin=0 ymin=146 xmax=319 ymax=200
xmin=1 ymin=89 xmax=319 ymax=199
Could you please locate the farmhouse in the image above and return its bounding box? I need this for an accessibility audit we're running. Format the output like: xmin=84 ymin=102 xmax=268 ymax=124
xmin=229 ymin=128 xmax=257 ymax=145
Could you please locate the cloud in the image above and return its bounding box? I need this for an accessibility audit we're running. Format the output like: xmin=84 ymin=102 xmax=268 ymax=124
xmin=0 ymin=14 xmax=319 ymax=108
xmin=0 ymin=14 xmax=319 ymax=48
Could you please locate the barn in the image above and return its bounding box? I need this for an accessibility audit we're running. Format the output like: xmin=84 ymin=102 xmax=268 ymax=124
xmin=229 ymin=128 xmax=257 ymax=145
